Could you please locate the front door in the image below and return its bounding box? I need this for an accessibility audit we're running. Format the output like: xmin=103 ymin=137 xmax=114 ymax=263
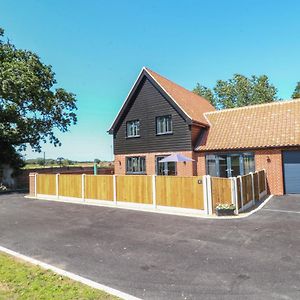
xmin=230 ymin=155 xmax=241 ymax=177
xmin=218 ymin=155 xmax=228 ymax=177
xmin=219 ymin=155 xmax=241 ymax=177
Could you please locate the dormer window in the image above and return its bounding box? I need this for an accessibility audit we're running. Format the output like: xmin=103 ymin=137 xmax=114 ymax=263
xmin=156 ymin=115 xmax=172 ymax=135
xmin=126 ymin=120 xmax=140 ymax=137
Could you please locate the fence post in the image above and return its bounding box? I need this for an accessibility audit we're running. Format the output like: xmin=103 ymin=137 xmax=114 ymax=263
xmin=206 ymin=175 xmax=213 ymax=215
xmin=232 ymin=177 xmax=239 ymax=215
xmin=250 ymin=172 xmax=255 ymax=204
xmin=238 ymin=176 xmax=244 ymax=211
xmin=56 ymin=173 xmax=59 ymax=199
xmin=202 ymin=176 xmax=209 ymax=215
xmin=257 ymin=171 xmax=260 ymax=199
xmin=263 ymin=169 xmax=267 ymax=194
xmin=152 ymin=175 xmax=156 ymax=208
xmin=81 ymin=174 xmax=85 ymax=201
xmin=34 ymin=173 xmax=37 ymax=197
xmin=113 ymin=175 xmax=117 ymax=205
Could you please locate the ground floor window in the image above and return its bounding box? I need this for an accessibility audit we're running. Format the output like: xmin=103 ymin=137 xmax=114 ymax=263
xmin=155 ymin=156 xmax=177 ymax=175
xmin=126 ymin=156 xmax=146 ymax=174
xmin=206 ymin=153 xmax=255 ymax=177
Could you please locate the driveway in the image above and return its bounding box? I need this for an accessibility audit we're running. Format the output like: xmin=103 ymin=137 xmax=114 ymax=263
xmin=0 ymin=194 xmax=299 ymax=300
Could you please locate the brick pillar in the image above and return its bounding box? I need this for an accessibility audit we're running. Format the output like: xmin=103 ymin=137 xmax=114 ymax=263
xmin=114 ymin=155 xmax=126 ymax=175
xmin=29 ymin=172 xmax=37 ymax=196
xmin=194 ymin=152 xmax=206 ymax=176
xmin=255 ymin=149 xmax=284 ymax=195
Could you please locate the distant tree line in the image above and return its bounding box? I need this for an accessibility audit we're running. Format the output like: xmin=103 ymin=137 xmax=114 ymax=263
xmin=25 ymin=158 xmax=76 ymax=167
xmin=24 ymin=158 xmax=106 ymax=167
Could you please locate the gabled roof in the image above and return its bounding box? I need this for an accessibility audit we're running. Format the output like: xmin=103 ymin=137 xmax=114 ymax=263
xmin=144 ymin=68 xmax=215 ymax=125
xmin=195 ymin=99 xmax=300 ymax=151
xmin=108 ymin=67 xmax=215 ymax=133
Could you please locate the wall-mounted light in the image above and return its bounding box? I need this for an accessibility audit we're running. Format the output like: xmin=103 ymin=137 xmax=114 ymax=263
xmin=118 ymin=161 xmax=121 ymax=166
xmin=267 ymin=156 xmax=271 ymax=163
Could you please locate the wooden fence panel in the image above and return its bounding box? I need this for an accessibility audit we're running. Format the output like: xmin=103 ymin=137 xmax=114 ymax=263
xmin=211 ymin=177 xmax=232 ymax=210
xmin=253 ymin=172 xmax=259 ymax=200
xmin=241 ymin=174 xmax=253 ymax=205
xmin=59 ymin=175 xmax=82 ymax=198
xmin=156 ymin=176 xmax=204 ymax=210
xmin=258 ymin=170 xmax=266 ymax=193
xmin=116 ymin=176 xmax=152 ymax=204
xmin=36 ymin=174 xmax=56 ymax=195
xmin=84 ymin=175 xmax=113 ymax=201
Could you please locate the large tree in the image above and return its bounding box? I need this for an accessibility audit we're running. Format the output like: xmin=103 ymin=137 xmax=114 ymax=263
xmin=193 ymin=74 xmax=278 ymax=109
xmin=0 ymin=28 xmax=77 ymax=167
xmin=292 ymin=82 xmax=300 ymax=99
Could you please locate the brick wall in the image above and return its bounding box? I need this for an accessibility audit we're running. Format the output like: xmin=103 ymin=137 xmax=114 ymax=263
xmin=114 ymin=151 xmax=195 ymax=176
xmin=115 ymin=148 xmax=295 ymax=196
xmin=193 ymin=152 xmax=206 ymax=176
xmin=255 ymin=149 xmax=284 ymax=195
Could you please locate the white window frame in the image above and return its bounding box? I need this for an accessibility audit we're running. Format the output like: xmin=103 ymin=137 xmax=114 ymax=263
xmin=126 ymin=120 xmax=140 ymax=138
xmin=126 ymin=156 xmax=146 ymax=174
xmin=156 ymin=115 xmax=173 ymax=135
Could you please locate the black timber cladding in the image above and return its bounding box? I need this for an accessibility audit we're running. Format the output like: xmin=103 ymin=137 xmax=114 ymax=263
xmin=113 ymin=76 xmax=193 ymax=154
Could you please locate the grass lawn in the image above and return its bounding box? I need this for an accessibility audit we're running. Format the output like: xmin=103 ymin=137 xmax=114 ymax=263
xmin=0 ymin=252 xmax=120 ymax=300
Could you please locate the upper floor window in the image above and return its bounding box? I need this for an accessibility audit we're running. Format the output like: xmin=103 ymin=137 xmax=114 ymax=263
xmin=126 ymin=120 xmax=140 ymax=137
xmin=156 ymin=115 xmax=172 ymax=135
xmin=126 ymin=156 xmax=146 ymax=174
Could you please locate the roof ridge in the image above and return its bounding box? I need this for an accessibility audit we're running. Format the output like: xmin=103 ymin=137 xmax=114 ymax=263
xmin=204 ymin=98 xmax=300 ymax=115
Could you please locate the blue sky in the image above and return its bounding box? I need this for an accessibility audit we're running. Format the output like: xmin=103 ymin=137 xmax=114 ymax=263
xmin=2 ymin=0 xmax=300 ymax=161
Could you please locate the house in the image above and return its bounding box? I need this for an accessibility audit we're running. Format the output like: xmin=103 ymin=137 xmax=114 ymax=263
xmin=108 ymin=67 xmax=300 ymax=195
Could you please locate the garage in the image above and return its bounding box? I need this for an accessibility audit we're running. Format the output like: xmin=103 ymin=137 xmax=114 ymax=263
xmin=283 ymin=151 xmax=300 ymax=194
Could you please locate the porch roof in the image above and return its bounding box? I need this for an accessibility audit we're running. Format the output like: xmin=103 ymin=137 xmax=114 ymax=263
xmin=195 ymin=99 xmax=300 ymax=151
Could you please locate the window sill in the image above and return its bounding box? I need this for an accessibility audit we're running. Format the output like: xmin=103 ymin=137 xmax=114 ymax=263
xmin=156 ymin=132 xmax=173 ymax=136
xmin=125 ymin=135 xmax=141 ymax=139
xmin=126 ymin=172 xmax=147 ymax=175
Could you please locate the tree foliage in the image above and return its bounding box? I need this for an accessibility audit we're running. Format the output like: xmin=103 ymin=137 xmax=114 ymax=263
xmin=0 ymin=28 xmax=77 ymax=158
xmin=0 ymin=144 xmax=24 ymax=170
xmin=193 ymin=84 xmax=216 ymax=107
xmin=193 ymin=74 xmax=278 ymax=109
xmin=292 ymin=82 xmax=300 ymax=99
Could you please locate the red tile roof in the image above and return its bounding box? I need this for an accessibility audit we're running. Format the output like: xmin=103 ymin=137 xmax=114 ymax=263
xmin=195 ymin=99 xmax=300 ymax=151
xmin=145 ymin=68 xmax=215 ymax=125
